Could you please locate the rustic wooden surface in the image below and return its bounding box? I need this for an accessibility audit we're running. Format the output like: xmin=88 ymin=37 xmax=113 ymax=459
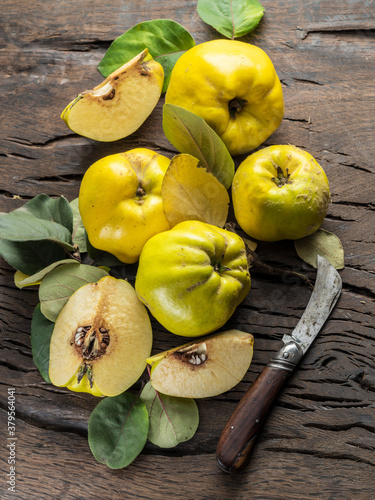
xmin=1 ymin=1 xmax=374 ymax=498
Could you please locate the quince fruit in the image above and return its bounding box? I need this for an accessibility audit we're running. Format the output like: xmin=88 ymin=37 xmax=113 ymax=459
xmin=79 ymin=148 xmax=171 ymax=264
xmin=49 ymin=276 xmax=153 ymax=397
xmin=135 ymin=220 xmax=251 ymax=337
xmin=147 ymin=330 xmax=254 ymax=398
xmin=232 ymin=145 xmax=331 ymax=241
xmin=61 ymin=49 xmax=163 ymax=142
xmin=165 ymin=39 xmax=284 ymax=156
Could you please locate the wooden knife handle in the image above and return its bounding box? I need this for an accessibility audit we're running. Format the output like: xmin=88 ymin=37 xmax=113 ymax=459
xmin=216 ymin=363 xmax=292 ymax=473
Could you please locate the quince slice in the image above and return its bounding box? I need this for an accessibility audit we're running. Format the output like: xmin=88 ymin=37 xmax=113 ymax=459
xmin=61 ymin=49 xmax=164 ymax=142
xmin=147 ymin=330 xmax=254 ymax=398
xmin=49 ymin=276 xmax=153 ymax=397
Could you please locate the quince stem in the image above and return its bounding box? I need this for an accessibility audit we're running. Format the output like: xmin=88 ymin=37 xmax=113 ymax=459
xmin=224 ymin=222 xmax=313 ymax=288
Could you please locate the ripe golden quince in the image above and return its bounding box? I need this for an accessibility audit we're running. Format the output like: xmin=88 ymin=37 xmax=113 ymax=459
xmin=232 ymin=145 xmax=331 ymax=241
xmin=79 ymin=148 xmax=171 ymax=264
xmin=165 ymin=39 xmax=284 ymax=156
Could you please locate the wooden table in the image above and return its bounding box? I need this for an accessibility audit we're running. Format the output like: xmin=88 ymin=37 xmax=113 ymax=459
xmin=1 ymin=1 xmax=374 ymax=498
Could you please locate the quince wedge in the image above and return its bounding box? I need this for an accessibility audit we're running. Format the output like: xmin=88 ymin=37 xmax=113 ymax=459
xmin=61 ymin=49 xmax=164 ymax=142
xmin=147 ymin=330 xmax=254 ymax=398
xmin=49 ymin=276 xmax=153 ymax=397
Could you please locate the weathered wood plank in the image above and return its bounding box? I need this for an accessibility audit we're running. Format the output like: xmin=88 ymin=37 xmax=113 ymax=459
xmin=1 ymin=409 xmax=375 ymax=500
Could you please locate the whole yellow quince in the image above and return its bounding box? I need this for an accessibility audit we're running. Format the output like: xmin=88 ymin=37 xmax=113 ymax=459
xmin=79 ymin=148 xmax=171 ymax=263
xmin=232 ymin=145 xmax=331 ymax=241
xmin=135 ymin=220 xmax=251 ymax=337
xmin=165 ymin=39 xmax=284 ymax=156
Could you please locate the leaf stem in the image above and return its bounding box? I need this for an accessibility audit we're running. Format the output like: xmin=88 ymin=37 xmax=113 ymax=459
xmin=225 ymin=222 xmax=313 ymax=288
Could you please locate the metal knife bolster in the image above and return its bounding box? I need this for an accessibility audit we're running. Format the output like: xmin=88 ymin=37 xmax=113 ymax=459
xmin=267 ymin=341 xmax=304 ymax=372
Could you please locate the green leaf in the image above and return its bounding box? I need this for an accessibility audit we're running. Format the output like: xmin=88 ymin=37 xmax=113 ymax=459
xmin=17 ymin=259 xmax=79 ymax=288
xmin=70 ymin=198 xmax=87 ymax=253
xmin=39 ymin=263 xmax=109 ymax=321
xmin=97 ymin=19 xmax=195 ymax=93
xmin=13 ymin=194 xmax=73 ymax=233
xmin=294 ymin=229 xmax=345 ymax=270
xmin=31 ymin=303 xmax=54 ymax=383
xmin=163 ymin=104 xmax=235 ymax=189
xmin=88 ymin=392 xmax=149 ymax=469
xmin=85 ymin=235 xmax=125 ymax=267
xmin=0 ymin=239 xmax=66 ymax=275
xmin=197 ymin=0 xmax=264 ymax=39
xmin=140 ymin=382 xmax=199 ymax=448
xmin=0 ymin=212 xmax=73 ymax=250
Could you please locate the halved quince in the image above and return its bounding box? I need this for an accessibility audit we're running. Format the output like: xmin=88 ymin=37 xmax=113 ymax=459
xmin=147 ymin=330 xmax=254 ymax=398
xmin=61 ymin=49 xmax=164 ymax=142
xmin=49 ymin=276 xmax=153 ymax=397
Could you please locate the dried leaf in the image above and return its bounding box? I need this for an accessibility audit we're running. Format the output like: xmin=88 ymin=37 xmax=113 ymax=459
xmin=294 ymin=228 xmax=345 ymax=269
xmin=162 ymin=154 xmax=229 ymax=228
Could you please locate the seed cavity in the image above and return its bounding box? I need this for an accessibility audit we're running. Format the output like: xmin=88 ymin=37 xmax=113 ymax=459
xmin=103 ymin=88 xmax=116 ymax=100
xmin=72 ymin=325 xmax=110 ymax=387
xmin=73 ymin=325 xmax=110 ymax=361
xmin=174 ymin=342 xmax=208 ymax=367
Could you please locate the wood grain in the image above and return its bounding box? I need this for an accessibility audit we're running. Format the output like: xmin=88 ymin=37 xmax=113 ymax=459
xmin=1 ymin=0 xmax=374 ymax=498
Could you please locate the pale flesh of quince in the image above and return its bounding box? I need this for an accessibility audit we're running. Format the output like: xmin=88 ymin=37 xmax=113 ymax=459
xmin=147 ymin=330 xmax=254 ymax=398
xmin=61 ymin=49 xmax=164 ymax=142
xmin=49 ymin=276 xmax=153 ymax=397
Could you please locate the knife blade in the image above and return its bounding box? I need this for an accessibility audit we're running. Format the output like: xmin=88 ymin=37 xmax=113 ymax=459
xmin=216 ymin=255 xmax=342 ymax=473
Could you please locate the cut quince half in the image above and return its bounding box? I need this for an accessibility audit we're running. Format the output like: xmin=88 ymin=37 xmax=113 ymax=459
xmin=49 ymin=276 xmax=153 ymax=397
xmin=147 ymin=330 xmax=254 ymax=398
xmin=61 ymin=49 xmax=164 ymax=142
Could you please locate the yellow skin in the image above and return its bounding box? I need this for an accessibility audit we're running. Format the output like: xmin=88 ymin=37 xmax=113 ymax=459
xmin=79 ymin=148 xmax=171 ymax=263
xmin=232 ymin=145 xmax=331 ymax=242
xmin=135 ymin=220 xmax=251 ymax=337
xmin=165 ymin=39 xmax=284 ymax=156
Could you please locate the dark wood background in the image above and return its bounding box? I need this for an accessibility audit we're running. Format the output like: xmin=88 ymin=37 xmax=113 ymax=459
xmin=1 ymin=1 xmax=374 ymax=498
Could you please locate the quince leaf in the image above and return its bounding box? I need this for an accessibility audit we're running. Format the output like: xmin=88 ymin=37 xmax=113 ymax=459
xmin=16 ymin=259 xmax=79 ymax=288
xmin=162 ymin=153 xmax=230 ymax=229
xmin=12 ymin=194 xmax=74 ymax=233
xmin=39 ymin=263 xmax=109 ymax=322
xmin=0 ymin=239 xmax=66 ymax=276
xmin=97 ymin=19 xmax=195 ymax=93
xmin=294 ymin=228 xmax=345 ymax=270
xmin=85 ymin=235 xmax=126 ymax=268
xmin=197 ymin=0 xmax=264 ymax=39
xmin=140 ymin=382 xmax=199 ymax=448
xmin=88 ymin=392 xmax=149 ymax=469
xmin=31 ymin=303 xmax=54 ymax=383
xmin=70 ymin=198 xmax=87 ymax=253
xmin=163 ymin=104 xmax=235 ymax=189
xmin=0 ymin=211 xmax=73 ymax=250
xmin=0 ymin=194 xmax=75 ymax=273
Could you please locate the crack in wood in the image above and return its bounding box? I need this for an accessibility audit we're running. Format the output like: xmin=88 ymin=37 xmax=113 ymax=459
xmin=5 ymin=133 xmax=84 ymax=149
xmin=296 ymin=26 xmax=375 ymax=40
xmin=264 ymin=445 xmax=375 ymax=466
